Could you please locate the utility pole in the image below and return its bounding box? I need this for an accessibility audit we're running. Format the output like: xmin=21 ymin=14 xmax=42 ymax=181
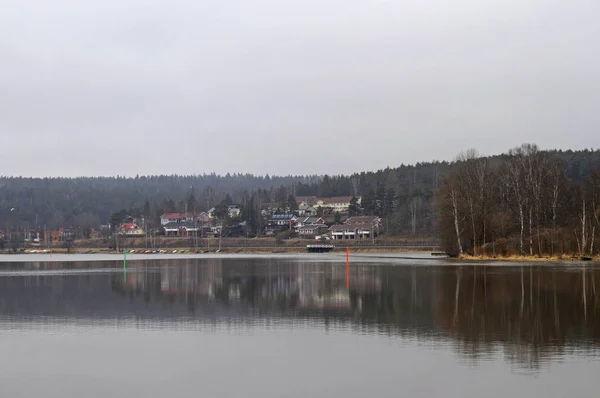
xmin=372 ymin=219 xmax=375 ymax=245
xmin=218 ymin=223 xmax=222 ymax=252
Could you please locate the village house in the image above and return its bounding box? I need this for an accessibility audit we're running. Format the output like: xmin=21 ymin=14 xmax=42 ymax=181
xmin=119 ymin=223 xmax=144 ymax=236
xmin=296 ymin=196 xmax=317 ymax=206
xmin=328 ymin=216 xmax=381 ymax=241
xmin=206 ymin=206 xmax=240 ymax=219
xmin=228 ymin=205 xmax=241 ymax=218
xmin=328 ymin=224 xmax=374 ymax=240
xmin=315 ymin=196 xmax=361 ymax=213
xmin=24 ymin=230 xmax=41 ymax=243
xmin=160 ymin=213 xmax=181 ymax=225
xmin=160 ymin=212 xmax=211 ymax=226
xmin=49 ymin=228 xmax=75 ymax=243
xmin=298 ymin=224 xmax=329 ymax=238
xmin=294 ymin=217 xmax=325 ymax=231
xmin=163 ymin=222 xmax=199 ymax=237
xmin=267 ymin=214 xmax=297 ymax=231
xmin=49 ymin=230 xmax=60 ymax=243
xmin=298 ymin=203 xmax=318 ymax=217
xmin=345 ymin=216 xmax=382 ymax=228
xmin=260 ymin=203 xmax=279 ymax=217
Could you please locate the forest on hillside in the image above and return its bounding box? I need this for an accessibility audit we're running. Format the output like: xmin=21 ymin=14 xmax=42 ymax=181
xmin=0 ymin=163 xmax=450 ymax=235
xmin=436 ymin=144 xmax=600 ymax=256
xmin=1 ymin=146 xmax=599 ymax=240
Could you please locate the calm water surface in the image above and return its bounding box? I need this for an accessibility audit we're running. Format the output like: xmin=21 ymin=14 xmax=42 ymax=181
xmin=1 ymin=255 xmax=599 ymax=397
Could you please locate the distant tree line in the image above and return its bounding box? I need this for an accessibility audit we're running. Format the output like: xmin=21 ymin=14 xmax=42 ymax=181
xmin=1 ymin=146 xmax=599 ymax=242
xmin=436 ymin=144 xmax=600 ymax=256
xmin=0 ymin=163 xmax=451 ymax=236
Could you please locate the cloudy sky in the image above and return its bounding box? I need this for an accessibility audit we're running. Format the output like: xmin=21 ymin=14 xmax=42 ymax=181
xmin=1 ymin=0 xmax=599 ymax=177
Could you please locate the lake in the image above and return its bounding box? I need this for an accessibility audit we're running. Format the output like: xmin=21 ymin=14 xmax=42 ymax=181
xmin=1 ymin=254 xmax=599 ymax=397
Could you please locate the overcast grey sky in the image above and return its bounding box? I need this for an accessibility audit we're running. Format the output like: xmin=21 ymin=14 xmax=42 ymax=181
xmin=1 ymin=0 xmax=599 ymax=177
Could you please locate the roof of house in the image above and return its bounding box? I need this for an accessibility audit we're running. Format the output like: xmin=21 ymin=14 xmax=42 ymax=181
xmin=329 ymin=224 xmax=354 ymax=231
xmin=317 ymin=196 xmax=354 ymax=205
xmin=329 ymin=223 xmax=373 ymax=231
xmin=345 ymin=216 xmax=380 ymax=224
xmin=270 ymin=214 xmax=296 ymax=220
xmin=296 ymin=196 xmax=317 ymax=204
xmin=160 ymin=213 xmax=181 ymax=219
xmin=299 ymin=225 xmax=328 ymax=231
xmin=121 ymin=223 xmax=140 ymax=230
xmin=304 ymin=217 xmax=324 ymax=224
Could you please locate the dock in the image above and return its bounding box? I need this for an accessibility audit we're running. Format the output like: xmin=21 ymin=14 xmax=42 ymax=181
xmin=306 ymin=244 xmax=335 ymax=253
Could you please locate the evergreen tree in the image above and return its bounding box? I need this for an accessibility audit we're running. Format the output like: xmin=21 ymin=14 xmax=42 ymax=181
xmin=187 ymin=187 xmax=196 ymax=212
xmin=348 ymin=197 xmax=361 ymax=216
xmin=333 ymin=211 xmax=342 ymax=224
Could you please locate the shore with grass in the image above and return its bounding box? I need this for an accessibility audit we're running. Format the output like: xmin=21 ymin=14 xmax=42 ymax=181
xmin=457 ymin=254 xmax=600 ymax=262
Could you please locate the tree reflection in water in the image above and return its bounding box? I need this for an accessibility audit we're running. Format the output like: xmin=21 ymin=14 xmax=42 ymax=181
xmin=0 ymin=258 xmax=599 ymax=370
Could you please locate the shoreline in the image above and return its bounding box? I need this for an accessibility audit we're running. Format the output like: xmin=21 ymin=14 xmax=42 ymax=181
xmin=457 ymin=254 xmax=600 ymax=262
xmin=1 ymin=246 xmax=433 ymax=256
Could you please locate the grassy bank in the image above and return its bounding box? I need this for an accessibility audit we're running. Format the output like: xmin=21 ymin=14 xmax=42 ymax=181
xmin=458 ymin=254 xmax=600 ymax=262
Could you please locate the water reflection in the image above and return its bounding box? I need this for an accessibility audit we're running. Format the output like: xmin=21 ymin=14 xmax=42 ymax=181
xmin=1 ymin=259 xmax=600 ymax=369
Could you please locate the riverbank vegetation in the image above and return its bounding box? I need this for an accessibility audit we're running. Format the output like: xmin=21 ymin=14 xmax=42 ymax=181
xmin=436 ymin=144 xmax=600 ymax=258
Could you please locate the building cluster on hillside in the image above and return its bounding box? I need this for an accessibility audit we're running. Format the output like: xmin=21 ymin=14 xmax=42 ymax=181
xmin=0 ymin=195 xmax=382 ymax=244
xmin=0 ymin=227 xmax=100 ymax=247
xmin=108 ymin=195 xmax=382 ymax=241
xmin=263 ymin=196 xmax=383 ymax=240
xmin=265 ymin=214 xmax=381 ymax=240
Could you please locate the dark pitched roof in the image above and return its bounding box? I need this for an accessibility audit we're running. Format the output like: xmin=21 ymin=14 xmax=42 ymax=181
xmin=304 ymin=217 xmax=324 ymax=224
xmin=299 ymin=225 xmax=328 ymax=231
xmin=345 ymin=216 xmax=380 ymax=224
xmin=270 ymin=214 xmax=296 ymax=220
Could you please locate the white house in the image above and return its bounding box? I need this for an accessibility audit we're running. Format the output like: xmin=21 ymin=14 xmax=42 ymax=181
xmin=315 ymin=196 xmax=361 ymax=213
xmin=298 ymin=203 xmax=318 ymax=216
xmin=119 ymin=223 xmax=145 ymax=236
xmin=298 ymin=224 xmax=329 ymax=238
xmin=268 ymin=214 xmax=297 ymax=229
xmin=228 ymin=205 xmax=241 ymax=218
xmin=160 ymin=213 xmax=181 ymax=226
xmin=294 ymin=217 xmax=325 ymax=231
xmin=328 ymin=216 xmax=380 ymax=240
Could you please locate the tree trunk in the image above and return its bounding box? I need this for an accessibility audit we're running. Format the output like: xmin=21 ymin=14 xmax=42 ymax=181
xmin=451 ymin=188 xmax=463 ymax=255
xmin=519 ymin=205 xmax=524 ymax=254
xmin=582 ymin=199 xmax=587 ymax=255
xmin=552 ymin=197 xmax=557 ymax=255
xmin=410 ymin=200 xmax=417 ymax=235
xmin=529 ymin=206 xmax=533 ymax=256
xmin=590 ymin=225 xmax=595 ymax=256
xmin=470 ymin=201 xmax=477 ymax=256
